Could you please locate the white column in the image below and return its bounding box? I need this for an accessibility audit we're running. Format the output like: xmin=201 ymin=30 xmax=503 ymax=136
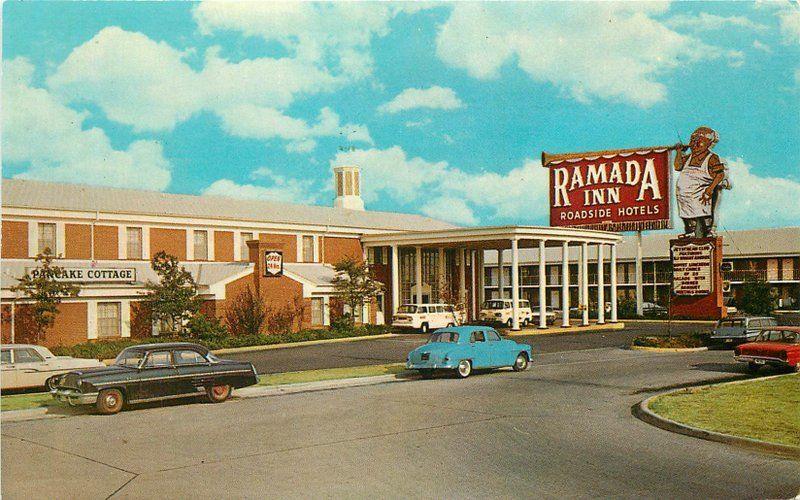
xmin=55 ymin=222 xmax=66 ymax=257
xmin=121 ymin=299 xmax=131 ymax=338
xmin=577 ymin=243 xmax=584 ymax=309
xmin=208 ymin=229 xmax=215 ymax=261
xmin=477 ymin=251 xmax=485 ymax=308
xmin=142 ymin=226 xmax=151 ymax=260
xmin=562 ymin=241 xmax=570 ymax=327
xmin=610 ymin=244 xmax=618 ymax=323
xmin=511 ymin=239 xmax=520 ymax=331
xmin=581 ymin=242 xmax=589 ymax=326
xmin=87 ymin=301 xmax=98 ymax=340
xmin=498 ymin=248 xmax=505 ymax=299
xmin=391 ymin=244 xmax=400 ymax=315
xmin=459 ymin=248 xmax=467 ymax=306
xmin=635 ymin=230 xmax=644 ymax=316
xmin=470 ymin=250 xmax=477 ymax=319
xmin=538 ymin=240 xmax=547 ymax=329
xmin=186 ymin=229 xmax=194 ymax=261
xmin=27 ymin=222 xmax=37 ymax=257
xmin=323 ymin=296 xmax=331 ymax=326
xmin=233 ymin=231 xmax=242 ymax=261
xmin=415 ymin=246 xmax=423 ymax=305
xmin=118 ymin=225 xmax=127 ymax=260
xmin=437 ymin=247 xmax=445 ymax=302
xmin=597 ymin=244 xmax=605 ymax=324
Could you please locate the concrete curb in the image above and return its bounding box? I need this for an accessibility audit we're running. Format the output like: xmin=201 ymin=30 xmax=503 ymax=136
xmin=629 ymin=345 xmax=708 ymax=353
xmin=505 ymin=322 xmax=625 ymax=336
xmin=623 ymin=319 xmax=716 ymax=324
xmin=633 ymin=374 xmax=800 ymax=459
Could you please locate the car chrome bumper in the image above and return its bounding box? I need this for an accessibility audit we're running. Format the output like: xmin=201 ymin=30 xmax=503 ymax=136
xmin=51 ymin=388 xmax=98 ymax=406
xmin=734 ymin=355 xmax=788 ymax=367
xmin=407 ymin=362 xmax=456 ymax=370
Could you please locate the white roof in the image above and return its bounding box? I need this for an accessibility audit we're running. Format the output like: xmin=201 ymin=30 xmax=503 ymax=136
xmin=283 ymin=263 xmax=338 ymax=287
xmin=1 ymin=178 xmax=455 ymax=232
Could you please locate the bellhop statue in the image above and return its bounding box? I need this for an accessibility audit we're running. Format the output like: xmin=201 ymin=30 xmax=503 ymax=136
xmin=673 ymin=126 xmax=731 ymax=238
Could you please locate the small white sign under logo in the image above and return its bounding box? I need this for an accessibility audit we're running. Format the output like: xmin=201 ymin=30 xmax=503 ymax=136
xmin=672 ymin=243 xmax=713 ymax=296
xmin=264 ymin=251 xmax=283 ymax=277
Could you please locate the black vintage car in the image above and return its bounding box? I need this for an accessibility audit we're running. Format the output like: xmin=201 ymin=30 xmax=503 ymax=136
xmin=52 ymin=342 xmax=258 ymax=414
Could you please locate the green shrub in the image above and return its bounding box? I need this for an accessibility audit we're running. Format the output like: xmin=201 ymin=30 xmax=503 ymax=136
xmin=739 ymin=277 xmax=775 ymax=316
xmin=631 ymin=331 xmax=710 ymax=348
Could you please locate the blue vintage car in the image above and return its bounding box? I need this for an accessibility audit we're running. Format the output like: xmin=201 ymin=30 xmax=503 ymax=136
xmin=407 ymin=326 xmax=533 ymax=378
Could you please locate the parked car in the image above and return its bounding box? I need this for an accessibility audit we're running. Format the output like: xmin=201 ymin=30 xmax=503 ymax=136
xmin=1 ymin=344 xmax=104 ymax=391
xmin=734 ymin=327 xmax=800 ymax=373
xmin=407 ymin=326 xmax=533 ymax=378
xmin=392 ymin=303 xmax=460 ymax=332
xmin=479 ymin=299 xmax=533 ymax=327
xmin=52 ymin=342 xmax=258 ymax=414
xmin=532 ymin=306 xmax=557 ymax=325
xmin=642 ymin=302 xmax=668 ymax=317
xmin=710 ymin=316 xmax=777 ymax=347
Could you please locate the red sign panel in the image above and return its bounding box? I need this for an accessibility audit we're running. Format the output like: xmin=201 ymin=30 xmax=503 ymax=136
xmin=264 ymin=251 xmax=283 ymax=277
xmin=547 ymin=148 xmax=671 ymax=232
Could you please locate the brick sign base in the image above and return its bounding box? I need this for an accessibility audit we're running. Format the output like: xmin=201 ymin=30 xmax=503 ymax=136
xmin=669 ymin=236 xmax=727 ymax=320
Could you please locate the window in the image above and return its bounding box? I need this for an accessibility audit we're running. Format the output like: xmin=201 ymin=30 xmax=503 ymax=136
xmin=336 ymin=171 xmax=344 ymax=196
xmin=345 ymin=170 xmax=353 ymax=195
xmin=127 ymin=227 xmax=143 ymax=259
xmin=14 ymin=348 xmax=43 ymax=363
xmin=470 ymin=331 xmax=486 ymax=343
xmin=145 ymin=351 xmax=171 ymax=368
xmin=486 ymin=330 xmax=501 ymax=341
xmin=311 ymin=298 xmax=324 ymax=326
xmin=97 ymin=302 xmax=121 ymax=338
xmin=429 ymin=332 xmax=459 ymax=343
xmin=115 ymin=349 xmax=145 ymax=367
xmin=174 ymin=350 xmax=206 ymax=365
xmin=194 ymin=230 xmax=209 ymax=260
xmin=38 ymin=222 xmax=56 ymax=254
xmin=302 ymin=235 xmax=315 ymax=262
xmin=1 ymin=349 xmax=11 ymax=364
xmin=241 ymin=232 xmax=253 ymax=261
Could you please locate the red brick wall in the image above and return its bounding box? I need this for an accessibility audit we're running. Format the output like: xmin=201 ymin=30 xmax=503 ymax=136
xmin=94 ymin=225 xmax=118 ymax=260
xmin=130 ymin=301 xmax=153 ymax=339
xmin=1 ymin=302 xmax=88 ymax=348
xmin=65 ymin=224 xmax=92 ymax=259
xmin=214 ymin=231 xmax=234 ymax=262
xmin=150 ymin=228 xmax=186 ymax=260
xmin=258 ymin=233 xmax=298 ymax=263
xmin=2 ymin=220 xmax=28 ymax=258
xmin=323 ymin=236 xmax=362 ymax=264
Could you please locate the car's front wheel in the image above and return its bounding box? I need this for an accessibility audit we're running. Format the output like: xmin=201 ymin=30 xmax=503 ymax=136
xmin=746 ymin=362 xmax=761 ymax=373
xmin=206 ymin=384 xmax=231 ymax=403
xmin=505 ymin=318 xmax=513 ymax=328
xmin=420 ymin=323 xmax=430 ymax=333
xmin=456 ymin=360 xmax=472 ymax=378
xmin=45 ymin=375 xmax=61 ymax=391
xmin=96 ymin=388 xmax=124 ymax=415
xmin=512 ymin=353 xmax=529 ymax=372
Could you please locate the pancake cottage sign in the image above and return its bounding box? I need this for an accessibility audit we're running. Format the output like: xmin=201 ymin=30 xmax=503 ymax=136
xmin=542 ymin=146 xmax=673 ymax=232
xmin=27 ymin=267 xmax=136 ymax=283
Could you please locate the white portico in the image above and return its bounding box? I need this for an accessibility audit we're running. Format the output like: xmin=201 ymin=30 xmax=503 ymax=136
xmin=361 ymin=226 xmax=623 ymax=330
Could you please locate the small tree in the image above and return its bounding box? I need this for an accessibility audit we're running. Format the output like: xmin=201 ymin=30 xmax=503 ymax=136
xmin=225 ymin=287 xmax=267 ymax=336
xmin=738 ymin=276 xmax=775 ymax=316
xmin=332 ymin=257 xmax=384 ymax=327
xmin=11 ymin=249 xmax=79 ymax=344
xmin=142 ymin=251 xmax=203 ymax=336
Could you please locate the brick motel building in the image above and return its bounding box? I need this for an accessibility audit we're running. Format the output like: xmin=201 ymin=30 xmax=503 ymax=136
xmin=2 ymin=167 xmax=798 ymax=348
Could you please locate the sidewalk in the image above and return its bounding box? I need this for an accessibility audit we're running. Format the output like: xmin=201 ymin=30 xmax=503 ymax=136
xmin=504 ymin=322 xmax=625 ymax=336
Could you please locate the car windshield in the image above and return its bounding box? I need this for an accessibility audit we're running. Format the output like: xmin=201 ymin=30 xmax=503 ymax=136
xmin=483 ymin=301 xmax=506 ymax=310
xmin=115 ymin=349 xmax=146 ymax=367
xmin=756 ymin=330 xmax=800 ymax=343
xmin=398 ymin=305 xmax=418 ymax=313
xmin=428 ymin=332 xmax=459 ymax=343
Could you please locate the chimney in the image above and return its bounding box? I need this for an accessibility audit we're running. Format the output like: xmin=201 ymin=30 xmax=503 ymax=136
xmin=333 ymin=165 xmax=365 ymax=211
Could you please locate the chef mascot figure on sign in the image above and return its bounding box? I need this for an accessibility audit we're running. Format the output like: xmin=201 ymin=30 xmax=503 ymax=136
xmin=674 ymin=126 xmax=732 ymax=238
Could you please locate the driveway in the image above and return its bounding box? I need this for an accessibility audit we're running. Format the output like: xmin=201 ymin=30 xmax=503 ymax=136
xmin=3 ymin=347 xmax=797 ymax=499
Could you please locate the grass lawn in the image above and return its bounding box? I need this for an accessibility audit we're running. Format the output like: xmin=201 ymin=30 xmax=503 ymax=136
xmin=649 ymin=373 xmax=800 ymax=447
xmin=1 ymin=363 xmax=410 ymax=412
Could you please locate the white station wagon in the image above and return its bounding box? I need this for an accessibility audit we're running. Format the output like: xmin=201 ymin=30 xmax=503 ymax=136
xmin=479 ymin=299 xmax=534 ymax=327
xmin=392 ymin=303 xmax=460 ymax=333
xmin=1 ymin=344 xmax=104 ymax=391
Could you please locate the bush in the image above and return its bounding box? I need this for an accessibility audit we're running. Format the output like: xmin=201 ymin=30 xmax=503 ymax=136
xmin=631 ymin=331 xmax=711 ymax=348
xmin=617 ymin=298 xmax=642 ymax=319
xmin=739 ymin=277 xmax=775 ymax=316
xmin=225 ymin=288 xmax=266 ymax=336
xmin=187 ymin=313 xmax=229 ymax=339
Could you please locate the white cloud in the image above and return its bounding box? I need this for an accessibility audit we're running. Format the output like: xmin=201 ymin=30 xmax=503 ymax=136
xmin=202 ymin=169 xmax=320 ymax=205
xmin=3 ymin=57 xmax=171 ymax=190
xmin=752 ymin=40 xmax=771 ymax=52
xmin=378 ymin=86 xmax=464 ymax=114
xmin=719 ymin=157 xmax=800 ymax=229
xmin=405 ymin=118 xmax=433 ymax=128
xmin=46 ymin=27 xmax=370 ymax=151
xmin=421 ymin=197 xmax=477 ymax=226
xmin=778 ymin=7 xmax=800 ymax=44
xmin=666 ymin=13 xmax=767 ymax=32
xmin=435 ymin=3 xmax=741 ymax=107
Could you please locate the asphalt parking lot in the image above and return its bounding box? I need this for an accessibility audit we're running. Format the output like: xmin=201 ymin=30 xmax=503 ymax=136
xmin=3 ymin=347 xmax=798 ymax=499
xmin=228 ymin=321 xmax=710 ymax=374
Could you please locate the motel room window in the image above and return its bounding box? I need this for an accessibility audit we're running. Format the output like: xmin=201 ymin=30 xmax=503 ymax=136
xmin=241 ymin=232 xmax=253 ymax=261
xmin=302 ymin=235 xmax=315 ymax=263
xmin=311 ymin=298 xmax=324 ymax=326
xmin=336 ymin=171 xmax=344 ymax=197
xmin=97 ymin=302 xmax=121 ymax=338
xmin=127 ymin=227 xmax=143 ymax=259
xmin=38 ymin=222 xmax=56 ymax=255
xmin=194 ymin=230 xmax=209 ymax=260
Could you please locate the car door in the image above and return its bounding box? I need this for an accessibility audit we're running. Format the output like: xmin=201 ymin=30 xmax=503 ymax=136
xmin=173 ymin=348 xmax=213 ymax=396
xmin=746 ymin=319 xmax=762 ymax=340
xmin=12 ymin=347 xmax=48 ymax=388
xmin=1 ymin=348 xmax=18 ymax=390
xmin=134 ymin=350 xmax=179 ymax=401
xmin=484 ymin=329 xmax=509 ymax=367
xmin=469 ymin=331 xmax=490 ymax=368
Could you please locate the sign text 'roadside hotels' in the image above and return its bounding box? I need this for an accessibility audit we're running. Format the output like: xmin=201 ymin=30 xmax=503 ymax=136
xmin=542 ymin=146 xmax=673 ymax=232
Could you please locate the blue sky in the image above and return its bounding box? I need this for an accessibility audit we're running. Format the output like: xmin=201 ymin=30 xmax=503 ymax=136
xmin=3 ymin=1 xmax=799 ymax=231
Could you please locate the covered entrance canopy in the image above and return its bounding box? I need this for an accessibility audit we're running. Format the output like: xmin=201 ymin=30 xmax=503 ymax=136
xmin=361 ymin=225 xmax=623 ymax=330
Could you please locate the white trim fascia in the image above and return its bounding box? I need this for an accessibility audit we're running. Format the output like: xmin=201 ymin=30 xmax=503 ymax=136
xmin=361 ymin=225 xmax=623 ymax=247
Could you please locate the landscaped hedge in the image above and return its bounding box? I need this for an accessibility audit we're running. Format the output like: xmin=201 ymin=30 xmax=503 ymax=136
xmin=51 ymin=324 xmax=393 ymax=360
xmin=631 ymin=331 xmax=711 ymax=349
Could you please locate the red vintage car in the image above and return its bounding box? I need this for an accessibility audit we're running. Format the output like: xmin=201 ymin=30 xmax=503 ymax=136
xmin=734 ymin=327 xmax=800 ymax=373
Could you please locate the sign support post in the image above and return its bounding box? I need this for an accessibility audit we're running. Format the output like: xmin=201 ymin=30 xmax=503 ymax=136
xmin=635 ymin=230 xmax=644 ymax=316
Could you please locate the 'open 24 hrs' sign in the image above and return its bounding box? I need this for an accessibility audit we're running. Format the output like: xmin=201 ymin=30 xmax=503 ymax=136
xmin=264 ymin=251 xmax=283 ymax=277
